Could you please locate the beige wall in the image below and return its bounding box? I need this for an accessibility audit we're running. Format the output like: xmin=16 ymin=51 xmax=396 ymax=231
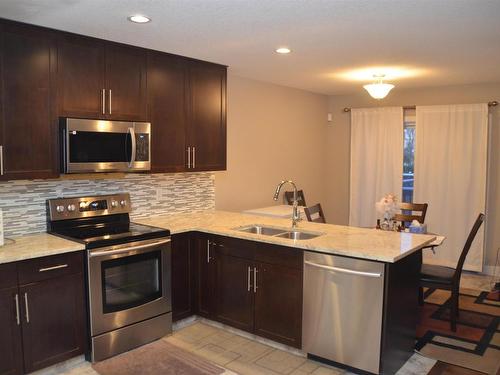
xmin=215 ymin=74 xmax=328 ymax=213
xmin=325 ymin=82 xmax=500 ymax=271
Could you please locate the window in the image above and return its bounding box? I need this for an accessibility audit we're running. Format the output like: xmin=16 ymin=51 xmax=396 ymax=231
xmin=403 ymin=109 xmax=416 ymax=203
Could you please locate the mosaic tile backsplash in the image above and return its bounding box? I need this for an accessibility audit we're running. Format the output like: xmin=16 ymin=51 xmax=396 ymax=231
xmin=0 ymin=172 xmax=215 ymax=237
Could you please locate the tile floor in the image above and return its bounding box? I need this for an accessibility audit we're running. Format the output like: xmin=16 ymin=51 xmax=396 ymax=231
xmin=32 ymin=272 xmax=494 ymax=375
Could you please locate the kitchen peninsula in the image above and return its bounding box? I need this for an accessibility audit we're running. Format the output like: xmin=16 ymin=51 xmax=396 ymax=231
xmin=137 ymin=210 xmax=436 ymax=375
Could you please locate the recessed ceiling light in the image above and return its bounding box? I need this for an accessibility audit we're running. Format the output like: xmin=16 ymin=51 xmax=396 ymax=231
xmin=275 ymin=47 xmax=291 ymax=54
xmin=128 ymin=15 xmax=151 ymax=23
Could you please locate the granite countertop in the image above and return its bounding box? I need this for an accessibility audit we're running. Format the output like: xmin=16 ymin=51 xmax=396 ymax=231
xmin=0 ymin=210 xmax=436 ymax=264
xmin=0 ymin=233 xmax=85 ymax=265
xmin=136 ymin=210 xmax=437 ymax=263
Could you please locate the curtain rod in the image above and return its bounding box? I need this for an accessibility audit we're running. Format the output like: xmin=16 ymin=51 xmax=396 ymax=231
xmin=342 ymin=101 xmax=498 ymax=113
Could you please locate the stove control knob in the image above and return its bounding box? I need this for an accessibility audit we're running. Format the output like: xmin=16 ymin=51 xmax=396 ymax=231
xmin=56 ymin=205 xmax=65 ymax=213
xmin=111 ymin=200 xmax=118 ymax=208
xmin=67 ymin=204 xmax=76 ymax=212
xmin=120 ymin=200 xmax=127 ymax=207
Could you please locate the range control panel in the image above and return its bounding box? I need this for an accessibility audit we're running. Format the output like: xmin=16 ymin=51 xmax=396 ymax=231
xmin=48 ymin=193 xmax=131 ymax=221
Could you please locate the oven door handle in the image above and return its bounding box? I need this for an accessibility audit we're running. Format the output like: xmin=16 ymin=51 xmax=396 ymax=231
xmin=128 ymin=127 xmax=136 ymax=167
xmin=89 ymin=238 xmax=170 ymax=258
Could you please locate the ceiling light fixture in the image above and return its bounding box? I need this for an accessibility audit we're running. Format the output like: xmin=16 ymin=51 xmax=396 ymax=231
xmin=363 ymin=74 xmax=394 ymax=99
xmin=128 ymin=15 xmax=151 ymax=23
xmin=275 ymin=47 xmax=291 ymax=54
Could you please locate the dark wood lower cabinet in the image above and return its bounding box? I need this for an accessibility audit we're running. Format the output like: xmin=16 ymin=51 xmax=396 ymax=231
xmin=0 ymin=287 xmax=23 ymax=375
xmin=0 ymin=253 xmax=86 ymax=375
xmin=171 ymin=233 xmax=195 ymax=321
xmin=195 ymin=234 xmax=216 ymax=318
xmin=254 ymin=263 xmax=303 ymax=348
xmin=190 ymin=235 xmax=304 ymax=348
xmin=19 ymin=273 xmax=85 ymax=373
xmin=214 ymin=253 xmax=255 ymax=332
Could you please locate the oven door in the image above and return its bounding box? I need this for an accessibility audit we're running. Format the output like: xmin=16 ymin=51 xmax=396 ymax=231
xmin=62 ymin=118 xmax=150 ymax=173
xmin=88 ymin=237 xmax=171 ymax=336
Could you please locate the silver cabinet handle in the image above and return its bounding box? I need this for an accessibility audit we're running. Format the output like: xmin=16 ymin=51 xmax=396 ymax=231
xmin=24 ymin=293 xmax=30 ymax=323
xmin=247 ymin=266 xmax=252 ymax=292
xmin=187 ymin=146 xmax=191 ymax=168
xmin=304 ymin=261 xmax=382 ymax=278
xmin=101 ymin=89 xmax=106 ymax=114
xmin=207 ymin=240 xmax=211 ymax=263
xmin=253 ymin=267 xmax=258 ymax=293
xmin=0 ymin=145 xmax=3 ymax=176
xmin=14 ymin=294 xmax=20 ymax=325
xmin=39 ymin=264 xmax=68 ymax=272
xmin=108 ymin=89 xmax=112 ymax=114
xmin=192 ymin=146 xmax=196 ymax=169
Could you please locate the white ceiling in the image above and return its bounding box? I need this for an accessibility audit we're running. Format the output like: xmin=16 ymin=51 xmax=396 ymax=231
xmin=1 ymin=0 xmax=499 ymax=95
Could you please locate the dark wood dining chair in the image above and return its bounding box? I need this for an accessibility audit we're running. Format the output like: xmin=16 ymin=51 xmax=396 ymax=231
xmin=304 ymin=203 xmax=326 ymax=223
xmin=419 ymin=213 xmax=485 ymax=331
xmin=394 ymin=202 xmax=428 ymax=228
xmin=284 ymin=190 xmax=307 ymax=206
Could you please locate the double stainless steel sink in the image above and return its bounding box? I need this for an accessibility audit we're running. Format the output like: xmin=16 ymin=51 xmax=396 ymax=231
xmin=234 ymin=225 xmax=324 ymax=240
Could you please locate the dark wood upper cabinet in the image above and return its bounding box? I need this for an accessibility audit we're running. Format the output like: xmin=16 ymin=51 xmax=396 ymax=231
xmin=148 ymin=52 xmax=188 ymax=172
xmin=254 ymin=263 xmax=303 ymax=348
xmin=57 ymin=35 xmax=105 ymax=118
xmin=105 ymin=44 xmax=147 ymax=121
xmin=187 ymin=61 xmax=227 ymax=171
xmin=57 ymin=35 xmax=147 ymax=121
xmin=18 ymin=256 xmax=85 ymax=373
xmin=0 ymin=22 xmax=58 ymax=180
xmin=171 ymin=233 xmax=195 ymax=321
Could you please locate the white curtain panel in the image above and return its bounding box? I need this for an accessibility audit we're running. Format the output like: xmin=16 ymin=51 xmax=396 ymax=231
xmin=349 ymin=107 xmax=403 ymax=227
xmin=414 ymin=104 xmax=488 ymax=272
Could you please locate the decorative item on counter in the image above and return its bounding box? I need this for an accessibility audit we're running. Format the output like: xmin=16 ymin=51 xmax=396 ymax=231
xmin=375 ymin=193 xmax=399 ymax=231
xmin=409 ymin=219 xmax=427 ymax=234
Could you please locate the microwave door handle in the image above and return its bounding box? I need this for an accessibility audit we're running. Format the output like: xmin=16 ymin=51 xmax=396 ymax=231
xmin=128 ymin=127 xmax=136 ymax=167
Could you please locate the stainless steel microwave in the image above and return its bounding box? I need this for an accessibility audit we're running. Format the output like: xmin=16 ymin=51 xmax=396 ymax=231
xmin=61 ymin=118 xmax=151 ymax=173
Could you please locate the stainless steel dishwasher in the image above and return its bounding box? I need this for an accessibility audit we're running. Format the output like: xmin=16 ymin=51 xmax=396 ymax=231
xmin=302 ymin=251 xmax=385 ymax=374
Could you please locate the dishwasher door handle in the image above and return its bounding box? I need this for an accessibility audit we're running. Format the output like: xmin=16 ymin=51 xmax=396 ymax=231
xmin=304 ymin=260 xmax=382 ymax=278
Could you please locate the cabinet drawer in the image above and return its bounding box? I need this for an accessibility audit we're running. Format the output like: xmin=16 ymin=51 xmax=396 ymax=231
xmin=0 ymin=262 xmax=18 ymax=289
xmin=254 ymin=242 xmax=303 ymax=270
xmin=213 ymin=236 xmax=255 ymax=260
xmin=18 ymin=252 xmax=84 ymax=285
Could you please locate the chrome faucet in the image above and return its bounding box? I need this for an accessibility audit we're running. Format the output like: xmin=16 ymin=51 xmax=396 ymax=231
xmin=273 ymin=180 xmax=301 ymax=227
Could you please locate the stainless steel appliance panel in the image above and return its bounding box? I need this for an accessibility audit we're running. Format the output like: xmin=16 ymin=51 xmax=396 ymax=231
xmin=92 ymin=312 xmax=172 ymax=362
xmin=62 ymin=118 xmax=151 ymax=173
xmin=302 ymin=252 xmax=385 ymax=374
xmin=88 ymin=237 xmax=171 ymax=336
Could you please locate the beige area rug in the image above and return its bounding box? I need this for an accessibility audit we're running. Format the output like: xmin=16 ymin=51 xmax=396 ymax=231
xmin=92 ymin=339 xmax=228 ymax=375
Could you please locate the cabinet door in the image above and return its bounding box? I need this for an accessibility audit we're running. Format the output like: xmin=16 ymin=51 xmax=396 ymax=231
xmin=171 ymin=233 xmax=195 ymax=321
xmin=148 ymin=52 xmax=188 ymax=172
xmin=0 ymin=287 xmax=23 ymax=375
xmin=196 ymin=235 xmax=217 ymax=318
xmin=0 ymin=23 xmax=57 ymax=180
xmin=187 ymin=62 xmax=226 ymax=171
xmin=214 ymin=251 xmax=254 ymax=332
xmin=20 ymin=273 xmax=85 ymax=373
xmin=57 ymin=35 xmax=105 ymax=118
xmin=105 ymin=44 xmax=147 ymax=121
xmin=254 ymin=263 xmax=303 ymax=348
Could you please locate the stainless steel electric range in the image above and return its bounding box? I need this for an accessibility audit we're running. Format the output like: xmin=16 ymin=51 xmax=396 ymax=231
xmin=47 ymin=193 xmax=172 ymax=362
